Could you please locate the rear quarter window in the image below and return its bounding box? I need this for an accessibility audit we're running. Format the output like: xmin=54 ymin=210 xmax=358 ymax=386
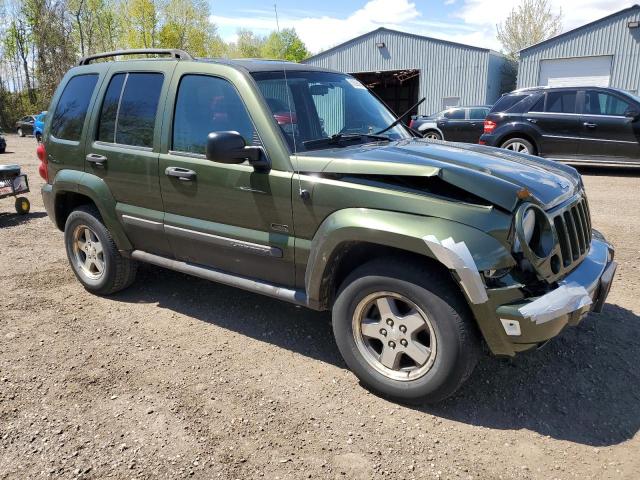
xmin=490 ymin=94 xmax=530 ymax=113
xmin=50 ymin=74 xmax=99 ymax=141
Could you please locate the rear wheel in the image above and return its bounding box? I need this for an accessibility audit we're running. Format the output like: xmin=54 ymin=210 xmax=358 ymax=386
xmin=501 ymin=137 xmax=535 ymax=155
xmin=423 ymin=130 xmax=442 ymax=140
xmin=35 ymin=132 xmax=42 ymax=143
xmin=64 ymin=205 xmax=137 ymax=295
xmin=332 ymin=258 xmax=480 ymax=403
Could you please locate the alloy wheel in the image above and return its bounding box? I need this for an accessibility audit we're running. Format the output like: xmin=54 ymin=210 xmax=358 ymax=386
xmin=504 ymin=141 xmax=530 ymax=154
xmin=72 ymin=225 xmax=105 ymax=280
xmin=352 ymin=292 xmax=437 ymax=381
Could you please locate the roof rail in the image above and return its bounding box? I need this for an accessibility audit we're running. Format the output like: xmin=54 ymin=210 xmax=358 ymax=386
xmin=78 ymin=48 xmax=193 ymax=66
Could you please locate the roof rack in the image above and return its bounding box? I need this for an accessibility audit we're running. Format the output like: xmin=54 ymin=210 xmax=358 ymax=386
xmin=78 ymin=48 xmax=193 ymax=66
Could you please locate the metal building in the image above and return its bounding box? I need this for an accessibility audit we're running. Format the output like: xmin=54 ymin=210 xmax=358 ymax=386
xmin=518 ymin=5 xmax=640 ymax=93
xmin=302 ymin=27 xmax=514 ymax=116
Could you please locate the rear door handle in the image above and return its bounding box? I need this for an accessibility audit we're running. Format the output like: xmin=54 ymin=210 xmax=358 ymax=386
xmin=86 ymin=153 xmax=107 ymax=166
xmin=165 ymin=166 xmax=196 ymax=181
xmin=526 ymin=118 xmax=538 ymax=124
xmin=584 ymin=122 xmax=597 ymax=128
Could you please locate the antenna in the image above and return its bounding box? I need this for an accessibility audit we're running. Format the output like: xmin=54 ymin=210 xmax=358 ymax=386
xmin=273 ymin=1 xmax=304 ymax=198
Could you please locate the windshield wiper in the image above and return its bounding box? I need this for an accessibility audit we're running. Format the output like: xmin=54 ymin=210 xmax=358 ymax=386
xmin=374 ymin=97 xmax=426 ymax=135
xmin=302 ymin=133 xmax=390 ymax=150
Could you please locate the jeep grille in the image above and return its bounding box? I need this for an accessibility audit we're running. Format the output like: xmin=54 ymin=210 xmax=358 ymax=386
xmin=552 ymin=196 xmax=592 ymax=270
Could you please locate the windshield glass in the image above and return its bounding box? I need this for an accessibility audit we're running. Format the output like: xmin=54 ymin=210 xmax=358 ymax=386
xmin=252 ymin=71 xmax=411 ymax=152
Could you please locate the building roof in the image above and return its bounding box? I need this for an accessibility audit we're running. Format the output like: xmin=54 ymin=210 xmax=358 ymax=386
xmin=303 ymin=27 xmax=503 ymax=63
xmin=520 ymin=4 xmax=640 ymax=53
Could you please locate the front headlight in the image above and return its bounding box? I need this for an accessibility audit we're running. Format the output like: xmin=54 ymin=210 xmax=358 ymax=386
xmin=514 ymin=204 xmax=554 ymax=258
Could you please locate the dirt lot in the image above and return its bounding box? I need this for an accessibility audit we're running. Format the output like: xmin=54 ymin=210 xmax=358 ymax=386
xmin=1 ymin=133 xmax=639 ymax=479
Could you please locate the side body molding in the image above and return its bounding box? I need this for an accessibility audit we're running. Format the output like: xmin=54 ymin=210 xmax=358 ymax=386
xmin=51 ymin=169 xmax=133 ymax=251
xmin=303 ymin=208 xmax=516 ymax=307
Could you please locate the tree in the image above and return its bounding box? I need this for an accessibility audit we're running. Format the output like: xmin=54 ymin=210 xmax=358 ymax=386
xmin=497 ymin=0 xmax=562 ymax=60
xmin=120 ymin=0 xmax=160 ymax=48
xmin=261 ymin=28 xmax=309 ymax=62
xmin=158 ymin=0 xmax=224 ymax=57
xmin=230 ymin=28 xmax=265 ymax=58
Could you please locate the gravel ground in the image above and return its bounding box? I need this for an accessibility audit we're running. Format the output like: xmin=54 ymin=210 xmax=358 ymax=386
xmin=1 ymin=134 xmax=639 ymax=479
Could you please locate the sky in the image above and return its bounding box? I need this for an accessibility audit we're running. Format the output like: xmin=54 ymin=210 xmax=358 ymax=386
xmin=210 ymin=0 xmax=636 ymax=54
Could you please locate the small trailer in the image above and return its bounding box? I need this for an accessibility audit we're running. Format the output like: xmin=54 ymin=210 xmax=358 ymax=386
xmin=0 ymin=164 xmax=30 ymax=214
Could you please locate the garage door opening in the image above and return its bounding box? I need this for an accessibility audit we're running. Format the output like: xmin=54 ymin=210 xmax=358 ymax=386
xmin=351 ymin=69 xmax=420 ymax=122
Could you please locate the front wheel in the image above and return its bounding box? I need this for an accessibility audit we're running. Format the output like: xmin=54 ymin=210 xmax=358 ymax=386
xmin=35 ymin=132 xmax=42 ymax=143
xmin=501 ymin=137 xmax=535 ymax=155
xmin=332 ymin=258 xmax=480 ymax=403
xmin=17 ymin=128 xmax=24 ymax=137
xmin=64 ymin=205 xmax=137 ymax=295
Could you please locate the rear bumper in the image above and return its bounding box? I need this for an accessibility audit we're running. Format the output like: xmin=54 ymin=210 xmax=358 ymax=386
xmin=486 ymin=233 xmax=616 ymax=354
xmin=478 ymin=133 xmax=499 ymax=146
xmin=41 ymin=183 xmax=57 ymax=226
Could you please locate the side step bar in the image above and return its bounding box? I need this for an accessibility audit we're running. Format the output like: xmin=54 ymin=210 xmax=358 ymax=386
xmin=130 ymin=250 xmax=312 ymax=308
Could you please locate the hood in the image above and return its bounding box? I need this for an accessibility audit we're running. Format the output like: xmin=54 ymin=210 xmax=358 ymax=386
xmin=295 ymin=139 xmax=581 ymax=212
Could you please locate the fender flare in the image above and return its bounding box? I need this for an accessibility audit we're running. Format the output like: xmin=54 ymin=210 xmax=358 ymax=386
xmin=304 ymin=208 xmax=515 ymax=306
xmin=52 ymin=169 xmax=132 ymax=251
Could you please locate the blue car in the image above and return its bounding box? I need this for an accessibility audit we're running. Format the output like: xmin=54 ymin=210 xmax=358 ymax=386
xmin=34 ymin=111 xmax=47 ymax=143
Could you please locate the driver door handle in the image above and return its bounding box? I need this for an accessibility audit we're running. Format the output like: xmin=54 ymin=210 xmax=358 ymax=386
xmin=165 ymin=166 xmax=196 ymax=181
xmin=584 ymin=122 xmax=597 ymax=128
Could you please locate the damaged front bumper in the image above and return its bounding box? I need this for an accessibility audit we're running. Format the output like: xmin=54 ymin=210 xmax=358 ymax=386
xmin=487 ymin=232 xmax=616 ymax=354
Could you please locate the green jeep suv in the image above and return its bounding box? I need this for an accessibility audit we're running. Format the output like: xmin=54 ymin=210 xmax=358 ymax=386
xmin=39 ymin=49 xmax=617 ymax=402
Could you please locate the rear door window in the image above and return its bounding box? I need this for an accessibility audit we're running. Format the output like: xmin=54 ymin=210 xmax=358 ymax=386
xmin=545 ymin=91 xmax=577 ymax=113
xmin=50 ymin=74 xmax=99 ymax=141
xmin=97 ymin=72 xmax=164 ymax=148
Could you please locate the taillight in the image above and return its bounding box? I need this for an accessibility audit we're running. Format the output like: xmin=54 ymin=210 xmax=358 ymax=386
xmin=483 ymin=120 xmax=497 ymax=134
xmin=37 ymin=143 xmax=48 ymax=182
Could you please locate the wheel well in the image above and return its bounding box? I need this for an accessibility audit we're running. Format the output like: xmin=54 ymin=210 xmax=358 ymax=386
xmin=318 ymin=242 xmax=453 ymax=309
xmin=54 ymin=192 xmax=97 ymax=231
xmin=498 ymin=132 xmax=538 ymax=155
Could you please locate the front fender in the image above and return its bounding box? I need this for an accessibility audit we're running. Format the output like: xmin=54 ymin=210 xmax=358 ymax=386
xmin=52 ymin=169 xmax=132 ymax=251
xmin=304 ymin=208 xmax=515 ymax=304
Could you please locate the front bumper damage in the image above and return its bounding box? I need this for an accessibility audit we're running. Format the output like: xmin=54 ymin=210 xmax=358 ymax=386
xmin=426 ymin=231 xmax=616 ymax=356
xmin=490 ymin=232 xmax=616 ymax=354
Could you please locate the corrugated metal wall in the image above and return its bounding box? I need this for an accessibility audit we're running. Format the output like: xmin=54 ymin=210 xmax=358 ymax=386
xmin=303 ymin=29 xmax=510 ymax=115
xmin=518 ymin=7 xmax=640 ymax=93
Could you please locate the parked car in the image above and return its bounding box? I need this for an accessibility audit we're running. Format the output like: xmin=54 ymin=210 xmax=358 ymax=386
xmin=39 ymin=49 xmax=616 ymax=403
xmin=15 ymin=115 xmax=36 ymax=137
xmin=410 ymin=106 xmax=490 ymax=142
xmin=0 ymin=133 xmax=6 ymax=153
xmin=34 ymin=111 xmax=47 ymax=142
xmin=480 ymin=86 xmax=640 ymax=166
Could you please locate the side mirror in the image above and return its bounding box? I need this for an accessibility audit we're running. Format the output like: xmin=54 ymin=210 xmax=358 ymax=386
xmin=205 ymin=131 xmax=270 ymax=171
xmin=624 ymin=109 xmax=640 ymax=121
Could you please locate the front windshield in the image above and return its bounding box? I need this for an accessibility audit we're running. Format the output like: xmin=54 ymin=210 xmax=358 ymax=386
xmin=252 ymin=71 xmax=411 ymax=152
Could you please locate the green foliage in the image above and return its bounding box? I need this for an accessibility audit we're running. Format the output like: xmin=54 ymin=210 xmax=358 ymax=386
xmin=0 ymin=0 xmax=312 ymax=129
xmin=261 ymin=28 xmax=310 ymax=62
xmin=497 ymin=0 xmax=563 ymax=60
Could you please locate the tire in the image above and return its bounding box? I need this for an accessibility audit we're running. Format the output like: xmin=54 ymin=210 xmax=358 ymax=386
xmin=332 ymin=258 xmax=480 ymax=403
xmin=64 ymin=205 xmax=137 ymax=295
xmin=422 ymin=130 xmax=442 ymax=140
xmin=17 ymin=128 xmax=24 ymax=137
xmin=500 ymin=137 xmax=535 ymax=155
xmin=35 ymin=132 xmax=42 ymax=143
xmin=0 ymin=148 xmax=5 ymax=154
xmin=14 ymin=197 xmax=30 ymax=215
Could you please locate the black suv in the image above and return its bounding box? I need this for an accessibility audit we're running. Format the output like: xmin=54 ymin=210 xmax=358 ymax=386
xmin=480 ymin=87 xmax=640 ymax=166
